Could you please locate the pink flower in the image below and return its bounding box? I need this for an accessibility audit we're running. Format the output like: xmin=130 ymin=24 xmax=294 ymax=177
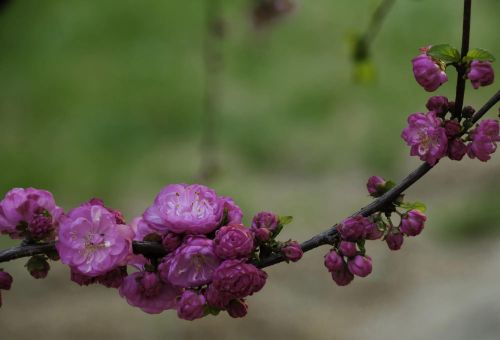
xmin=448 ymin=139 xmax=467 ymax=161
xmin=281 ymin=241 xmax=303 ymax=262
xmin=385 ymin=230 xmax=404 ymax=251
xmin=159 ymin=236 xmax=221 ymax=288
xmin=412 ymin=50 xmax=448 ymax=92
xmin=227 ymin=299 xmax=248 ymax=318
xmin=444 ymin=120 xmax=462 ymax=138
xmin=56 ymin=204 xmax=134 ymax=277
xmin=0 ymin=187 xmax=63 ymax=239
xmin=143 ymin=184 xmax=225 ymax=234
xmin=222 ymin=197 xmax=243 ymax=225
xmin=0 ymin=270 xmax=13 ymax=308
xmin=214 ymin=224 xmax=254 ymax=259
xmin=206 ymin=284 xmax=230 ymax=309
xmin=467 ymin=119 xmax=500 ymax=162
xmin=366 ymin=176 xmax=386 ymax=197
xmin=364 ymin=221 xmax=383 ymax=240
xmin=130 ymin=216 xmax=160 ymax=242
xmin=324 ymin=250 xmax=344 ymax=272
xmin=119 ymin=272 xmax=178 ymax=314
xmin=211 ymin=260 xmax=267 ymax=299
xmin=162 ymin=232 xmax=182 ymax=252
xmin=426 ymin=96 xmax=449 ymax=115
xmin=468 ymin=61 xmax=494 ymax=89
xmin=177 ymin=290 xmax=206 ymax=321
xmin=400 ymin=210 xmax=426 ymax=237
xmin=330 ymin=263 xmax=354 ymax=286
xmin=347 ymin=255 xmax=372 ymax=277
xmin=338 ymin=216 xmax=368 ymax=241
xmin=339 ymin=241 xmax=357 ymax=258
xmin=251 ymin=211 xmax=279 ymax=232
xmin=401 ymin=111 xmax=448 ymax=165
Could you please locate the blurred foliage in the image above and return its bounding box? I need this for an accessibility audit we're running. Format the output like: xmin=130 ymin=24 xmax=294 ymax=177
xmin=0 ymin=0 xmax=499 ymax=238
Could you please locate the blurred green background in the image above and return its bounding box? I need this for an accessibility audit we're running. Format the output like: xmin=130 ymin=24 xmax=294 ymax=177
xmin=0 ymin=0 xmax=499 ymax=339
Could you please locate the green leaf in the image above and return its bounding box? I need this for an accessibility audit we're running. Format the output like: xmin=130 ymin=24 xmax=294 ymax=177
xmin=427 ymin=44 xmax=461 ymax=64
xmin=278 ymin=216 xmax=293 ymax=225
xmin=465 ymin=48 xmax=496 ymax=62
xmin=399 ymin=201 xmax=427 ymax=213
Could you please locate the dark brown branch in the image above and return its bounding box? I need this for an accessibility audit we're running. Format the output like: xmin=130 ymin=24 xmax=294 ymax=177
xmin=453 ymin=0 xmax=471 ymax=115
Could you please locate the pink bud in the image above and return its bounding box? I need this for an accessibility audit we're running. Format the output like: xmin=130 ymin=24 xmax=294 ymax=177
xmin=448 ymin=139 xmax=467 ymax=161
xmin=227 ymin=299 xmax=248 ymax=318
xmin=347 ymin=255 xmax=372 ymax=277
xmin=385 ymin=231 xmax=404 ymax=251
xmin=444 ymin=120 xmax=462 ymax=138
xmin=0 ymin=270 xmax=13 ymax=290
xmin=324 ymin=250 xmax=344 ymax=272
xmin=366 ymin=176 xmax=386 ymax=197
xmin=468 ymin=60 xmax=494 ymax=89
xmin=400 ymin=210 xmax=426 ymax=237
xmin=339 ymin=241 xmax=357 ymax=258
xmin=281 ymin=241 xmax=303 ymax=262
xmin=426 ymin=96 xmax=449 ymax=115
xmin=412 ymin=52 xmax=448 ymax=92
xmin=253 ymin=227 xmax=272 ymax=242
xmin=331 ymin=264 xmax=354 ymax=286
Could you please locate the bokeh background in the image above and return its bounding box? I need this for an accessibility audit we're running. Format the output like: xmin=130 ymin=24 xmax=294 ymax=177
xmin=1 ymin=0 xmax=499 ymax=339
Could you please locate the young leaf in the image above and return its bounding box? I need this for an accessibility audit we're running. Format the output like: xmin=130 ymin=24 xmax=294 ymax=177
xmin=278 ymin=216 xmax=293 ymax=225
xmin=399 ymin=201 xmax=427 ymax=213
xmin=465 ymin=48 xmax=496 ymax=62
xmin=427 ymin=44 xmax=460 ymax=64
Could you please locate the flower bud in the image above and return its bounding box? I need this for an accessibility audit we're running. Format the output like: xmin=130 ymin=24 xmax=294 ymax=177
xmin=28 ymin=211 xmax=54 ymax=240
xmin=324 ymin=250 xmax=344 ymax=272
xmin=0 ymin=270 xmax=13 ymax=290
xmin=338 ymin=216 xmax=367 ymax=241
xmin=444 ymin=120 xmax=462 ymax=138
xmin=227 ymin=299 xmax=248 ymax=318
xmin=281 ymin=241 xmax=303 ymax=262
xmin=339 ymin=241 xmax=357 ymax=258
xmin=448 ymin=139 xmax=467 ymax=161
xmin=426 ymin=96 xmax=449 ymax=116
xmin=25 ymin=255 xmax=50 ymax=279
xmin=177 ymin=290 xmax=207 ymax=321
xmin=253 ymin=227 xmax=272 ymax=242
xmin=462 ymin=105 xmax=475 ymax=118
xmin=412 ymin=49 xmax=448 ymax=92
xmin=347 ymin=255 xmax=372 ymax=277
xmin=400 ymin=210 xmax=426 ymax=237
xmin=331 ymin=264 xmax=354 ymax=286
xmin=364 ymin=222 xmax=383 ymax=240
xmin=468 ymin=60 xmax=494 ymax=89
xmin=385 ymin=230 xmax=404 ymax=251
xmin=162 ymin=232 xmax=182 ymax=252
xmin=366 ymin=176 xmax=386 ymax=197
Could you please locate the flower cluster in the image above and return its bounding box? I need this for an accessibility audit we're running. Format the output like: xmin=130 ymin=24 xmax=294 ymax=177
xmin=324 ymin=176 xmax=427 ymax=286
xmin=412 ymin=45 xmax=495 ymax=93
xmin=402 ymin=95 xmax=500 ymax=164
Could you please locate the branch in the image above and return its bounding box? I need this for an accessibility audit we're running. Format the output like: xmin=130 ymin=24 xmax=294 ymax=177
xmin=0 ymin=0 xmax=497 ymax=270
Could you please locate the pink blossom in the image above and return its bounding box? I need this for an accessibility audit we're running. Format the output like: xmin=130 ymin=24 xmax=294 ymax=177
xmin=400 ymin=210 xmax=426 ymax=237
xmin=0 ymin=270 xmax=13 ymax=308
xmin=366 ymin=176 xmax=386 ymax=197
xmin=211 ymin=260 xmax=267 ymax=299
xmin=330 ymin=263 xmax=354 ymax=286
xmin=324 ymin=250 xmax=344 ymax=272
xmin=227 ymin=299 xmax=248 ymax=318
xmin=251 ymin=211 xmax=279 ymax=233
xmin=206 ymin=284 xmax=230 ymax=309
xmin=426 ymin=96 xmax=449 ymax=115
xmin=339 ymin=241 xmax=357 ymax=258
xmin=448 ymin=139 xmax=467 ymax=161
xmin=412 ymin=51 xmax=448 ymax=92
xmin=364 ymin=221 xmax=383 ymax=240
xmin=222 ymin=196 xmax=243 ymax=225
xmin=143 ymin=184 xmax=225 ymax=234
xmin=57 ymin=204 xmax=134 ymax=277
xmin=467 ymin=119 xmax=500 ymax=162
xmin=281 ymin=241 xmax=303 ymax=262
xmin=385 ymin=230 xmax=404 ymax=251
xmin=159 ymin=236 xmax=221 ymax=288
xmin=177 ymin=290 xmax=206 ymax=321
xmin=347 ymin=255 xmax=372 ymax=277
xmin=444 ymin=120 xmax=462 ymax=138
xmin=468 ymin=60 xmax=494 ymax=89
xmin=214 ymin=224 xmax=254 ymax=259
xmin=338 ymin=216 xmax=368 ymax=241
xmin=0 ymin=187 xmax=63 ymax=239
xmin=119 ymin=272 xmax=178 ymax=314
xmin=401 ymin=111 xmax=448 ymax=165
